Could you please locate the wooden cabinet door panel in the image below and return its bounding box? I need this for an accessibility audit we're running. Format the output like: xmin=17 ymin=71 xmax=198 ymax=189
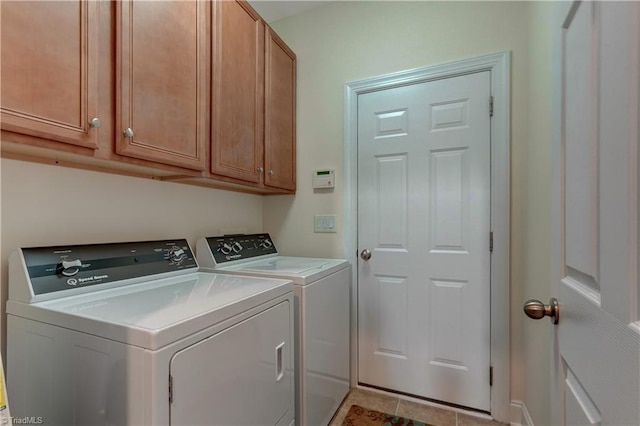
xmin=1 ymin=0 xmax=99 ymax=148
xmin=264 ymin=27 xmax=296 ymax=191
xmin=117 ymin=0 xmax=208 ymax=171
xmin=211 ymin=0 xmax=264 ymax=183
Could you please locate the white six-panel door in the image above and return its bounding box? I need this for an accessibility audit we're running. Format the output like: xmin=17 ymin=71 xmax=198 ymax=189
xmin=357 ymin=71 xmax=491 ymax=411
xmin=550 ymin=1 xmax=640 ymax=425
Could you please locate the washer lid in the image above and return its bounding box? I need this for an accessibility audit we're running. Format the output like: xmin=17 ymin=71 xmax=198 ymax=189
xmin=7 ymin=272 xmax=292 ymax=350
xmin=217 ymin=256 xmax=349 ymax=285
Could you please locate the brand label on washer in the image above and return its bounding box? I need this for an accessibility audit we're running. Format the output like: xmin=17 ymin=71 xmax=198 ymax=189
xmin=72 ymin=275 xmax=109 ymax=285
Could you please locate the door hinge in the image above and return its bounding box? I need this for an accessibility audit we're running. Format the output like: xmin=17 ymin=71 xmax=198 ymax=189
xmin=489 ymin=96 xmax=494 ymax=117
xmin=490 ymin=366 xmax=494 ymax=386
xmin=169 ymin=375 xmax=173 ymax=404
xmin=490 ymin=231 xmax=494 ymax=253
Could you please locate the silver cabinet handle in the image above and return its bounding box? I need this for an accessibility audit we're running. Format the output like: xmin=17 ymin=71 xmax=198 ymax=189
xmin=123 ymin=128 xmax=134 ymax=138
xmin=89 ymin=117 xmax=101 ymax=128
xmin=258 ymin=167 xmax=264 ymax=173
xmin=267 ymin=170 xmax=274 ymax=176
xmin=360 ymin=249 xmax=372 ymax=261
xmin=523 ymin=298 xmax=559 ymax=324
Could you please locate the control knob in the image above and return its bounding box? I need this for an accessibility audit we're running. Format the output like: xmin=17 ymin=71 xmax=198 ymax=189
xmin=261 ymin=239 xmax=273 ymax=249
xmin=220 ymin=243 xmax=233 ymax=255
xmin=232 ymin=242 xmax=243 ymax=253
xmin=168 ymin=247 xmax=186 ymax=263
xmin=60 ymin=259 xmax=83 ymax=277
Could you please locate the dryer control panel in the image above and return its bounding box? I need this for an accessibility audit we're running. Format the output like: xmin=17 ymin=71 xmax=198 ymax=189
xmin=14 ymin=239 xmax=197 ymax=301
xmin=202 ymin=233 xmax=278 ymax=265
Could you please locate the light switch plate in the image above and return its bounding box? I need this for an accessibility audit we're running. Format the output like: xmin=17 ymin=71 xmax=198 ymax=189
xmin=314 ymin=214 xmax=337 ymax=233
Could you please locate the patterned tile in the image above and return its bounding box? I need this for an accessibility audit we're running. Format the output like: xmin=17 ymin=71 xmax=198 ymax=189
xmin=457 ymin=413 xmax=509 ymax=426
xmin=328 ymin=405 xmax=350 ymax=426
xmin=326 ymin=388 xmax=506 ymax=426
xmin=396 ymin=399 xmax=457 ymax=426
xmin=341 ymin=388 xmax=399 ymax=415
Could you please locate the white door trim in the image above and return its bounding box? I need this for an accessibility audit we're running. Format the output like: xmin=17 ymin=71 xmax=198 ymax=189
xmin=343 ymin=51 xmax=511 ymax=422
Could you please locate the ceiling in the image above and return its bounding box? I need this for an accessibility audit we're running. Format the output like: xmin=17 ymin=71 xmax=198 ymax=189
xmin=247 ymin=1 xmax=332 ymax=23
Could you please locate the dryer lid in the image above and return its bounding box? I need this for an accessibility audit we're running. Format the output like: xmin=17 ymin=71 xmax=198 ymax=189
xmin=7 ymin=271 xmax=292 ymax=350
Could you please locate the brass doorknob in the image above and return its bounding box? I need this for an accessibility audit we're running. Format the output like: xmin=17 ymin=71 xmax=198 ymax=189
xmin=523 ymin=298 xmax=559 ymax=324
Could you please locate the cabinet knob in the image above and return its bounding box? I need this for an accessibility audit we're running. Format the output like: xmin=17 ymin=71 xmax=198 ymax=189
xmin=267 ymin=170 xmax=274 ymax=176
xmin=123 ymin=128 xmax=135 ymax=138
xmin=257 ymin=167 xmax=264 ymax=173
xmin=89 ymin=117 xmax=101 ymax=128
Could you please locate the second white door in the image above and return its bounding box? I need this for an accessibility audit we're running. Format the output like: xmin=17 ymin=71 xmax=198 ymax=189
xmin=357 ymin=71 xmax=492 ymax=411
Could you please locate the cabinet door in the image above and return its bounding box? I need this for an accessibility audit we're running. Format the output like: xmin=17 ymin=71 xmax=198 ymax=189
xmin=211 ymin=0 xmax=264 ymax=184
xmin=116 ymin=0 xmax=208 ymax=171
xmin=264 ymin=27 xmax=296 ymax=191
xmin=1 ymin=0 xmax=99 ymax=149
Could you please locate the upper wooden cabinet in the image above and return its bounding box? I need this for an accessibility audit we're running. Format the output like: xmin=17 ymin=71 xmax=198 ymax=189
xmin=211 ymin=0 xmax=264 ymax=183
xmin=264 ymin=26 xmax=296 ymax=192
xmin=1 ymin=1 xmax=296 ymax=194
xmin=0 ymin=0 xmax=100 ymax=148
xmin=211 ymin=1 xmax=296 ymax=192
xmin=116 ymin=0 xmax=208 ymax=171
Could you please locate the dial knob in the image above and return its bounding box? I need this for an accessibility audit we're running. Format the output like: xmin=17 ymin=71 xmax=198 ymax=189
xmin=60 ymin=259 xmax=82 ymax=276
xmin=232 ymin=242 xmax=243 ymax=253
xmin=220 ymin=243 xmax=232 ymax=255
xmin=168 ymin=247 xmax=186 ymax=263
xmin=261 ymin=239 xmax=273 ymax=249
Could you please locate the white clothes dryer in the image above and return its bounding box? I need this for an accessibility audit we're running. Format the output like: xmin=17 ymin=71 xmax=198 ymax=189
xmin=197 ymin=233 xmax=350 ymax=426
xmin=7 ymin=239 xmax=295 ymax=426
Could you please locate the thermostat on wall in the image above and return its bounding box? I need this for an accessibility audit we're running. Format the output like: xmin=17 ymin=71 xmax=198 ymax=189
xmin=313 ymin=170 xmax=335 ymax=189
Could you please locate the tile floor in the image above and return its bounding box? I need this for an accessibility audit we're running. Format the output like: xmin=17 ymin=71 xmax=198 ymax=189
xmin=329 ymin=388 xmax=509 ymax=426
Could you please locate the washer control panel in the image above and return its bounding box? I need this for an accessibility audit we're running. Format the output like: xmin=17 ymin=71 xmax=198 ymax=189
xmin=20 ymin=239 xmax=197 ymax=297
xmin=205 ymin=233 xmax=278 ymax=264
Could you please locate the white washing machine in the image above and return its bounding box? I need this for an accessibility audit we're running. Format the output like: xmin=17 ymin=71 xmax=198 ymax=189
xmin=197 ymin=233 xmax=350 ymax=426
xmin=6 ymin=239 xmax=295 ymax=426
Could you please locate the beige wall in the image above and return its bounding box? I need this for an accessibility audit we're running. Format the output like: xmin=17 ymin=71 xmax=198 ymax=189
xmin=521 ymin=2 xmax=553 ymax=424
xmin=0 ymin=158 xmax=264 ymax=354
xmin=266 ymin=0 xmax=529 ymax=258
xmin=268 ymin=0 xmax=553 ymax=423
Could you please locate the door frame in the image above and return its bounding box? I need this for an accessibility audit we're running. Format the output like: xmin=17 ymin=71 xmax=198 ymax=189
xmin=343 ymin=51 xmax=511 ymax=422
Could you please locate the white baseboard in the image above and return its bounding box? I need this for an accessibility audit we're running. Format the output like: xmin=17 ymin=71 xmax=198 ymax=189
xmin=510 ymin=400 xmax=534 ymax=426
